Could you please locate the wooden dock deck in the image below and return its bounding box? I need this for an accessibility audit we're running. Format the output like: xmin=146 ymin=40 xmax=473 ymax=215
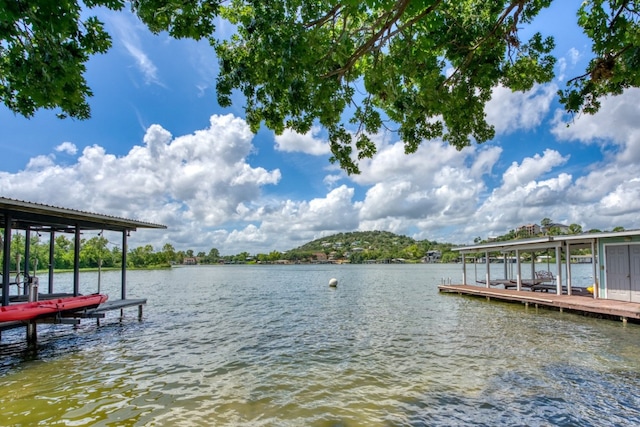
xmin=439 ymin=284 xmax=640 ymax=322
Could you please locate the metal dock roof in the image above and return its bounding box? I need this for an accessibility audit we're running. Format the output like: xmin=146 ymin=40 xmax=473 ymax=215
xmin=0 ymin=197 xmax=166 ymax=232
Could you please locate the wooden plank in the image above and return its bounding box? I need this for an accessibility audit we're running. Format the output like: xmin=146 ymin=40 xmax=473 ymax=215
xmin=439 ymin=284 xmax=640 ymax=320
xmin=85 ymin=298 xmax=147 ymax=314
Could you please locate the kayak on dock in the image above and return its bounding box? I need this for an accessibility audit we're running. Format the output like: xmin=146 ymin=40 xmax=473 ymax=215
xmin=0 ymin=294 xmax=108 ymax=323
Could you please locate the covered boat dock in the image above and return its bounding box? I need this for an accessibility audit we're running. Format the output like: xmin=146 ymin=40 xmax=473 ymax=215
xmin=1 ymin=197 xmax=166 ymax=343
xmin=439 ymin=231 xmax=640 ymax=322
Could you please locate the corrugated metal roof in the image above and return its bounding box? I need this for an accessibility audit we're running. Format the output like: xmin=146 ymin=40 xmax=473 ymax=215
xmin=0 ymin=197 xmax=166 ymax=232
xmin=453 ymin=229 xmax=640 ymax=253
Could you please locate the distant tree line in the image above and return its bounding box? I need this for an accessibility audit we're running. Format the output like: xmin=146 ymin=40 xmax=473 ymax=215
xmin=0 ymin=230 xmax=459 ymax=271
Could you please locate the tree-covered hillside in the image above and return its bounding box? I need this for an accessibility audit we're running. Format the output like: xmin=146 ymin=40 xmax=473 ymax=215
xmin=285 ymin=231 xmax=456 ymax=263
xmin=1 ymin=229 xmax=458 ymax=271
xmin=295 ymin=231 xmax=414 ymax=252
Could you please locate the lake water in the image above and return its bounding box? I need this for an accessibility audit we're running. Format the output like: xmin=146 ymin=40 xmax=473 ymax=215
xmin=1 ymin=264 xmax=640 ymax=426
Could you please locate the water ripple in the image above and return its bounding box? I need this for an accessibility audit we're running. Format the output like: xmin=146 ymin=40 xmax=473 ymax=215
xmin=2 ymin=265 xmax=640 ymax=425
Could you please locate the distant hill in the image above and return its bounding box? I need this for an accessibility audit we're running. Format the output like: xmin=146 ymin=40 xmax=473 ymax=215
xmin=277 ymin=230 xmax=461 ymax=263
xmin=293 ymin=230 xmax=417 ymax=253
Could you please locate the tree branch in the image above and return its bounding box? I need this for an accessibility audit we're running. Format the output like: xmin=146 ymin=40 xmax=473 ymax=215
xmin=442 ymin=1 xmax=527 ymax=88
xmin=305 ymin=4 xmax=342 ymax=29
xmin=324 ymin=0 xmax=443 ymax=79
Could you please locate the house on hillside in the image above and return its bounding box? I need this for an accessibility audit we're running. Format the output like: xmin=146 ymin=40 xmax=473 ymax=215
xmin=516 ymin=224 xmax=540 ymax=237
xmin=313 ymin=252 xmax=328 ymax=262
xmin=422 ymin=250 xmax=441 ymax=263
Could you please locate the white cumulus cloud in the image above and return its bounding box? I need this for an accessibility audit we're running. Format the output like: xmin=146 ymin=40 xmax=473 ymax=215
xmin=0 ymin=114 xmax=281 ymax=252
xmin=274 ymin=127 xmax=331 ymax=155
xmin=55 ymin=142 xmax=77 ymax=155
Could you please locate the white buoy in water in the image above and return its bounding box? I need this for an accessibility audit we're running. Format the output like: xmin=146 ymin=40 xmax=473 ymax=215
xmin=329 ymin=278 xmax=338 ymax=287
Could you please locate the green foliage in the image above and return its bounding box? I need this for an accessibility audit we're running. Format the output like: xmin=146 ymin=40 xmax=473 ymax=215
xmin=79 ymin=236 xmax=114 ymax=268
xmin=215 ymin=0 xmax=556 ymax=173
xmin=130 ymin=0 xmax=219 ymax=39
xmin=568 ymin=223 xmax=583 ymax=234
xmin=128 ymin=244 xmax=155 ymax=267
xmin=558 ymin=1 xmax=640 ymax=116
xmin=2 ymin=1 xmax=638 ymax=174
xmin=0 ymin=0 xmax=123 ymax=119
xmin=285 ymin=230 xmax=443 ymax=262
xmin=1 ymin=229 xmax=457 ymax=269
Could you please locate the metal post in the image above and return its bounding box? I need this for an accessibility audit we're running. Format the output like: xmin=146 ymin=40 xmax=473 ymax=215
xmin=24 ymin=228 xmax=31 ymax=296
xmin=48 ymin=230 xmax=55 ymax=294
xmin=73 ymin=226 xmax=80 ymax=296
xmin=26 ymin=320 xmax=37 ymax=346
xmin=26 ymin=275 xmax=39 ymax=345
xmin=121 ymin=230 xmax=128 ymax=300
xmin=461 ymin=254 xmax=467 ymax=285
xmin=591 ymin=239 xmax=598 ymax=299
xmin=555 ymin=245 xmax=562 ymax=295
xmin=503 ymin=252 xmax=508 ymax=279
xmin=565 ymin=241 xmax=572 ymax=295
xmin=2 ymin=215 xmax=11 ymax=306
xmin=516 ymin=249 xmax=522 ymax=291
xmin=485 ymin=250 xmax=490 ymax=288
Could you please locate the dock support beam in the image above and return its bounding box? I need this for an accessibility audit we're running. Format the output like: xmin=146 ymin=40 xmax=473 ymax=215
xmin=73 ymin=226 xmax=81 ymax=296
xmin=26 ymin=321 xmax=37 ymax=346
xmin=2 ymin=214 xmax=11 ymax=306
xmin=485 ymin=251 xmax=490 ymax=288
xmin=461 ymin=255 xmax=467 ymax=285
xmin=591 ymin=240 xmax=598 ymax=299
xmin=121 ymin=230 xmax=128 ymax=300
xmin=48 ymin=231 xmax=55 ymax=294
xmin=565 ymin=241 xmax=572 ymax=295
xmin=23 ymin=228 xmax=31 ymax=296
xmin=516 ymin=249 xmax=522 ymax=291
xmin=26 ymin=278 xmax=38 ymax=346
xmin=555 ymin=246 xmax=562 ymax=295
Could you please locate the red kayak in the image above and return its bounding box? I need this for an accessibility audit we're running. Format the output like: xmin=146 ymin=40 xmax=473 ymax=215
xmin=0 ymin=294 xmax=108 ymax=323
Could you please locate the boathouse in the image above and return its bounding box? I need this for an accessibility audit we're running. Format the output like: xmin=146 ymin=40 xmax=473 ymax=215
xmin=1 ymin=197 xmax=166 ymax=342
xmin=439 ymin=230 xmax=640 ymax=322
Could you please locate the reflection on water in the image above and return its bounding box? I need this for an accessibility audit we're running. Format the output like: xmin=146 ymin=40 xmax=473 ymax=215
xmin=1 ymin=264 xmax=640 ymax=426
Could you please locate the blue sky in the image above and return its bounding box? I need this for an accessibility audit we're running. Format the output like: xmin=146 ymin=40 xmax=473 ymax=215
xmin=2 ymin=2 xmax=640 ymax=255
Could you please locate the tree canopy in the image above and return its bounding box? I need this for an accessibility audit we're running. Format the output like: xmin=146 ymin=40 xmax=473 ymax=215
xmin=2 ymin=0 xmax=639 ymax=173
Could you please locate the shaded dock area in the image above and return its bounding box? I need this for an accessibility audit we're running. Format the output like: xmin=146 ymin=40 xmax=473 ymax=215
xmin=1 ymin=197 xmax=165 ymax=345
xmin=439 ymin=284 xmax=640 ymax=322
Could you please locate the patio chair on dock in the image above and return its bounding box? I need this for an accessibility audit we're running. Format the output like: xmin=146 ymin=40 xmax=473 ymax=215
xmin=532 ymin=270 xmax=557 ymax=292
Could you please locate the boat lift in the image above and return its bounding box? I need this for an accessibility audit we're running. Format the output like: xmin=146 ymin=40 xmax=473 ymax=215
xmin=0 ymin=197 xmax=166 ymax=345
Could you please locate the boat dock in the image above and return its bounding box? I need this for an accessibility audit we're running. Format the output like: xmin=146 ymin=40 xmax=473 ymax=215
xmin=1 ymin=197 xmax=165 ymax=345
xmin=439 ymin=284 xmax=640 ymax=322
